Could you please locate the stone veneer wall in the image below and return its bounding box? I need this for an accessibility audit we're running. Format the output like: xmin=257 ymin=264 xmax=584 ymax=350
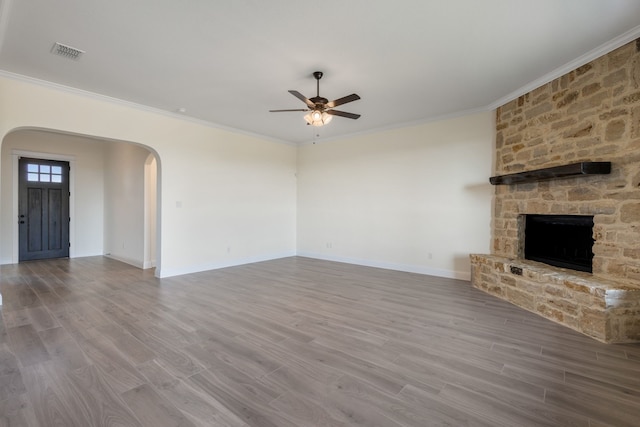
xmin=471 ymin=39 xmax=640 ymax=343
xmin=493 ymin=39 xmax=640 ymax=283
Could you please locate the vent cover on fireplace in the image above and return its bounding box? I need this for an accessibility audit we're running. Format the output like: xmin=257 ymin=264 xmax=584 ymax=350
xmin=524 ymin=214 xmax=594 ymax=273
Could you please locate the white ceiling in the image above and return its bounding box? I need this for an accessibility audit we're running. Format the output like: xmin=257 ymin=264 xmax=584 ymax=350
xmin=1 ymin=1 xmax=639 ymax=144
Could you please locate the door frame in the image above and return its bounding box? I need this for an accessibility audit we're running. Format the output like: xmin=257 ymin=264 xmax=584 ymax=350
xmin=12 ymin=149 xmax=76 ymax=263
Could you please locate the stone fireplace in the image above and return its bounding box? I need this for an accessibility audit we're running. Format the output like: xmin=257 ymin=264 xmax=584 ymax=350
xmin=471 ymin=39 xmax=640 ymax=343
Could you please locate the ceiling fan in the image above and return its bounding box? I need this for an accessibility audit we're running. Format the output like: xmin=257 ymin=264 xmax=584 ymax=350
xmin=269 ymin=71 xmax=361 ymax=126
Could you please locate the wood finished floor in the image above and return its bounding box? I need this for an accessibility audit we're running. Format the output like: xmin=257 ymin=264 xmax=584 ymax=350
xmin=1 ymin=257 xmax=639 ymax=427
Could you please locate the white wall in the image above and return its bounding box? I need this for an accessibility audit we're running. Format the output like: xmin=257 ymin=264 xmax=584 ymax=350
xmin=0 ymin=130 xmax=105 ymax=262
xmin=103 ymin=141 xmax=151 ymax=268
xmin=0 ymin=74 xmax=491 ymax=281
xmin=297 ymin=112 xmax=494 ymax=280
xmin=0 ymin=75 xmax=298 ymax=277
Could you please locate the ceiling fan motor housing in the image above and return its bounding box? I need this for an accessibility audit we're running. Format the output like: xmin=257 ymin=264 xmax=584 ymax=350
xmin=310 ymin=97 xmax=329 ymax=109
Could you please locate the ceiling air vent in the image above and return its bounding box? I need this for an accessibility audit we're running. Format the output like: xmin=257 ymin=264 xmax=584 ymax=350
xmin=51 ymin=42 xmax=85 ymax=60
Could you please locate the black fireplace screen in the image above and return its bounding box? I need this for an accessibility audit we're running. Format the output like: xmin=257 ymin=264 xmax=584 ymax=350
xmin=524 ymin=214 xmax=594 ymax=273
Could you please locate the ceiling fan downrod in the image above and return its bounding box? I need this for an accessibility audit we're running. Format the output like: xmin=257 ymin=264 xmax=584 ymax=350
xmin=313 ymin=71 xmax=323 ymax=98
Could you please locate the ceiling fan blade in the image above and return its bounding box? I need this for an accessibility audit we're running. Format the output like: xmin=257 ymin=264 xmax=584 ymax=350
xmin=326 ymin=109 xmax=361 ymax=120
xmin=326 ymin=93 xmax=360 ymax=108
xmin=288 ymin=90 xmax=316 ymax=108
xmin=269 ymin=109 xmax=309 ymax=112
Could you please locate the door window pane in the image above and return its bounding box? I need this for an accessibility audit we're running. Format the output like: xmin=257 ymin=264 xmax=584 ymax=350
xmin=25 ymin=161 xmax=64 ymax=183
xmin=51 ymin=166 xmax=62 ymax=182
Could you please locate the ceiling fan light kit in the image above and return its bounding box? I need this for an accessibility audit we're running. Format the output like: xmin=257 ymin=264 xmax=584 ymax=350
xmin=304 ymin=110 xmax=333 ymax=126
xmin=270 ymin=71 xmax=360 ymax=127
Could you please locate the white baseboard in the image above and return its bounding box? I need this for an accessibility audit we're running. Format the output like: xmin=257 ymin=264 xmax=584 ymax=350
xmin=143 ymin=259 xmax=156 ymax=269
xmin=3 ymin=250 xmax=470 ymax=281
xmin=104 ymin=253 xmax=145 ymax=269
xmin=296 ymin=252 xmax=471 ymax=281
xmin=1 ymin=252 xmax=106 ymax=266
xmin=157 ymin=251 xmax=297 ymax=278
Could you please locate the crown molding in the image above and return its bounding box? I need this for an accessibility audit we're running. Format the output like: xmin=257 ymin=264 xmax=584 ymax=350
xmin=298 ymin=106 xmax=489 ymax=146
xmin=2 ymin=23 xmax=638 ymax=146
xmin=487 ymin=24 xmax=640 ymax=111
xmin=0 ymin=70 xmax=295 ymax=146
xmin=301 ymin=26 xmax=640 ymax=146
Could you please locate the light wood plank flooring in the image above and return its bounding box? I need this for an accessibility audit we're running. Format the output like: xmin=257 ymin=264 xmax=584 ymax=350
xmin=1 ymin=256 xmax=639 ymax=426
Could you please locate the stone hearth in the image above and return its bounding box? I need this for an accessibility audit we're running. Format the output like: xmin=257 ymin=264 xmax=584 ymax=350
xmin=471 ymin=255 xmax=640 ymax=343
xmin=471 ymin=39 xmax=640 ymax=343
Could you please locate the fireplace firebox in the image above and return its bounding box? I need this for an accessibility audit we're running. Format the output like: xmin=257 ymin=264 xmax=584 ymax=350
xmin=524 ymin=214 xmax=594 ymax=273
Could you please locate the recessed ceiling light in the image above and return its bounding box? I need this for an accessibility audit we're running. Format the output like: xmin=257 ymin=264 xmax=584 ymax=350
xmin=177 ymin=107 xmax=187 ymax=113
xmin=51 ymin=42 xmax=85 ymax=60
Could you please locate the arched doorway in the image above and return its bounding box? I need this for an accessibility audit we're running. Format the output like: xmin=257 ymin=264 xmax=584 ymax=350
xmin=0 ymin=128 xmax=161 ymax=275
